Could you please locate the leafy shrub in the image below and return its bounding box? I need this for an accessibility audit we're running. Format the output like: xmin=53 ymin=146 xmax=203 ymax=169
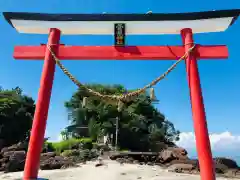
xmin=42 ymin=138 xmax=55 ymax=153
xmin=80 ymin=138 xmax=93 ymax=149
xmin=52 ymin=138 xmax=82 ymax=153
xmin=43 ymin=142 xmax=55 ymax=152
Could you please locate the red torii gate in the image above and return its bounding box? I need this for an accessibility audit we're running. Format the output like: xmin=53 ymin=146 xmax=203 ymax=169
xmin=3 ymin=9 xmax=240 ymax=180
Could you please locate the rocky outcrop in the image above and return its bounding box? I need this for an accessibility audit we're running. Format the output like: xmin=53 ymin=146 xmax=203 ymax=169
xmin=168 ymin=163 xmax=195 ymax=173
xmin=110 ymin=147 xmax=188 ymax=164
xmin=0 ymin=142 xmax=28 ymax=173
xmin=4 ymin=151 xmax=26 ymax=172
xmin=1 ymin=142 xmax=28 ymax=153
xmin=0 ymin=143 xmax=100 ymax=172
xmin=40 ymin=152 xmax=56 ymax=160
xmin=109 ymin=147 xmax=240 ymax=178
xmin=158 ymin=147 xmax=188 ymax=163
xmin=40 ymin=155 xmax=78 ymax=170
xmin=214 ymin=157 xmax=239 ymax=170
xmin=224 ymin=168 xmax=240 ymax=178
xmin=1 ymin=142 xmax=240 ymax=179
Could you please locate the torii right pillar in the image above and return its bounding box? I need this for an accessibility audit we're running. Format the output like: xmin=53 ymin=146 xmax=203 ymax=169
xmin=181 ymin=28 xmax=215 ymax=180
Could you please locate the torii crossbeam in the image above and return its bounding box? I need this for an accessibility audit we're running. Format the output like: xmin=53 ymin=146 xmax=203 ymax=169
xmin=14 ymin=45 xmax=228 ymax=60
xmin=3 ymin=9 xmax=240 ymax=180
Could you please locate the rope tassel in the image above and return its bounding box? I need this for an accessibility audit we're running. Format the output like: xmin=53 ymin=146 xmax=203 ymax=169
xmin=150 ymin=88 xmax=157 ymax=102
xmin=117 ymin=100 xmax=124 ymax=112
xmin=82 ymin=97 xmax=87 ymax=108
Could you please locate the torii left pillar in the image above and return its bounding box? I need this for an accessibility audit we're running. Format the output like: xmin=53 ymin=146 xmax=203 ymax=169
xmin=23 ymin=28 xmax=61 ymax=180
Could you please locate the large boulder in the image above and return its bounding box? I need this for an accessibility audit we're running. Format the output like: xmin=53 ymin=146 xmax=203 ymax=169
xmin=167 ymin=159 xmax=199 ymax=173
xmin=0 ymin=142 xmax=87 ymax=172
xmin=158 ymin=147 xmax=188 ymax=164
xmin=40 ymin=156 xmax=76 ymax=170
xmin=1 ymin=142 xmax=28 ymax=155
xmin=40 ymin=157 xmax=64 ymax=170
xmin=213 ymin=158 xmax=239 ymax=174
xmin=40 ymin=152 xmax=56 ymax=161
xmin=168 ymin=163 xmax=195 ymax=173
xmin=0 ymin=157 xmax=8 ymax=164
xmin=3 ymin=151 xmax=16 ymax=158
xmin=168 ymin=159 xmax=199 ymax=167
xmin=214 ymin=157 xmax=239 ymax=169
xmin=110 ymin=151 xmax=158 ymax=163
xmin=167 ymin=157 xmax=240 ymax=175
xmin=4 ymin=151 xmax=26 ymax=173
xmin=109 ymin=153 xmax=124 ymax=160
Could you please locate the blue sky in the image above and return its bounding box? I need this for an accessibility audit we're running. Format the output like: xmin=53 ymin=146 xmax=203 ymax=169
xmin=0 ymin=0 xmax=240 ymax=158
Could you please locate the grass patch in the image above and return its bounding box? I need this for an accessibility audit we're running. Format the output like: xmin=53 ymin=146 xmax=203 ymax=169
xmin=50 ymin=138 xmax=93 ymax=154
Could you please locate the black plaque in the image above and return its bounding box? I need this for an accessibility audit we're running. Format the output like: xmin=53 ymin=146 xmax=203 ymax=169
xmin=114 ymin=23 xmax=125 ymax=46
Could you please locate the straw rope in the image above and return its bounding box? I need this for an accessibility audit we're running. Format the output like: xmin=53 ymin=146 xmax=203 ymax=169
xmin=47 ymin=44 xmax=195 ymax=103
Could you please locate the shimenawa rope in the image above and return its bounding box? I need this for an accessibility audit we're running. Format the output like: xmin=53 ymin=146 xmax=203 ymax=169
xmin=46 ymin=44 xmax=195 ymax=103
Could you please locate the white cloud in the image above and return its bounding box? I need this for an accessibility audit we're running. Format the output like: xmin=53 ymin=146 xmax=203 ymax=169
xmin=176 ymin=131 xmax=240 ymax=152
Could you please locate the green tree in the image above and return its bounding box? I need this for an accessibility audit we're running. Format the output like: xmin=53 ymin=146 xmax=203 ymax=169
xmin=0 ymin=86 xmax=35 ymax=147
xmin=60 ymin=129 xmax=70 ymax=140
xmin=65 ymin=84 xmax=180 ymax=151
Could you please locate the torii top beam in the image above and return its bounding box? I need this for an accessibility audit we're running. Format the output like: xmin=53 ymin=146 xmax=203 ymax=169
xmin=3 ymin=9 xmax=240 ymax=35
xmin=3 ymin=10 xmax=240 ymax=60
